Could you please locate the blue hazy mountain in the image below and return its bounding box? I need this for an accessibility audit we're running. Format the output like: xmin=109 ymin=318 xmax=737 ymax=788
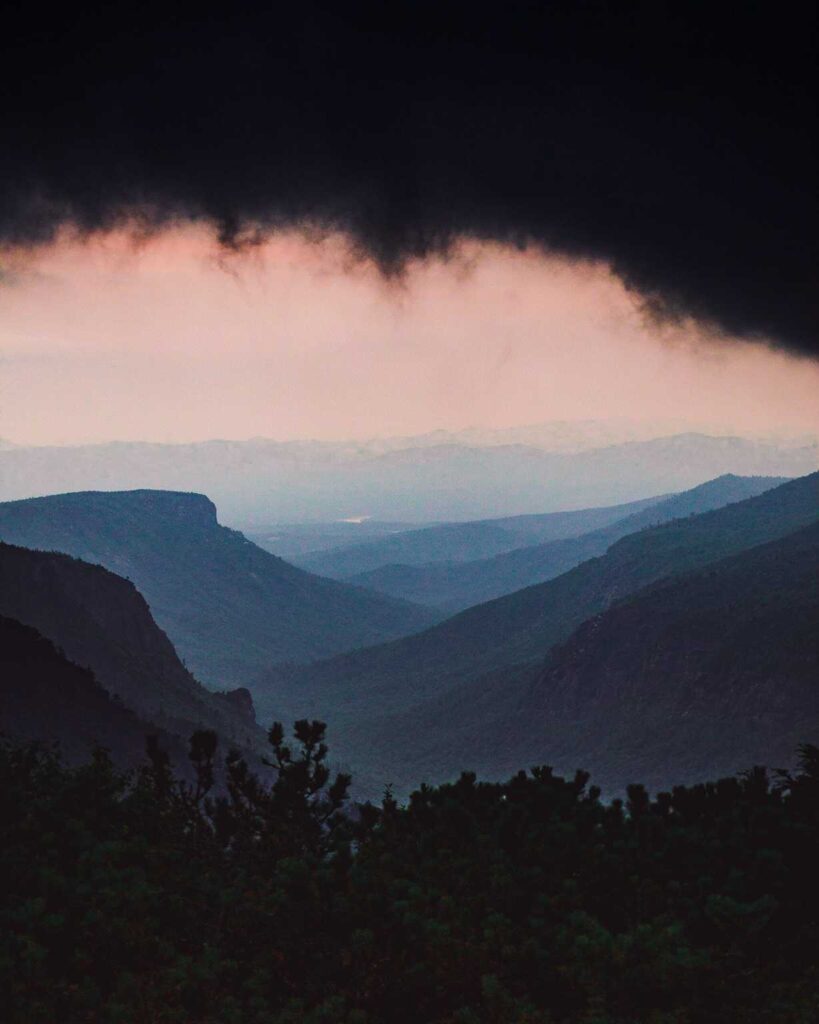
xmin=0 ymin=490 xmax=439 ymax=690
xmin=294 ymin=493 xmax=665 ymax=578
xmin=342 ymin=475 xmax=785 ymax=610
xmin=254 ymin=472 xmax=819 ymax=790
xmin=1 ymin=432 xmax=815 ymax=522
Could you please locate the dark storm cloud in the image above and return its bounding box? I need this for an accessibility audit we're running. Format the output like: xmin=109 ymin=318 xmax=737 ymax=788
xmin=2 ymin=1 xmax=816 ymax=357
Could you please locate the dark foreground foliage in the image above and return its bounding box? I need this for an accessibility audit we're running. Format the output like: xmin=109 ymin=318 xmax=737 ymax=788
xmin=1 ymin=726 xmax=818 ymax=1024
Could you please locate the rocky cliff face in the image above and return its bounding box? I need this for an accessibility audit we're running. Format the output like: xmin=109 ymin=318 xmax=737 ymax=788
xmin=215 ymin=687 xmax=257 ymax=723
xmin=0 ymin=613 xmax=190 ymax=770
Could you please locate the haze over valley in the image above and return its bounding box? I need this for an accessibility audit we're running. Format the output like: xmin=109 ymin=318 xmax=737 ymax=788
xmin=2 ymin=463 xmax=816 ymax=800
xmin=2 ymin=423 xmax=816 ymax=524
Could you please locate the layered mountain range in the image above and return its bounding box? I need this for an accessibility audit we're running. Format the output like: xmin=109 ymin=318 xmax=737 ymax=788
xmin=293 ymin=492 xmax=667 ymax=577
xmin=1 ymin=468 xmax=816 ymax=798
xmin=0 ymin=490 xmax=437 ymax=689
xmin=334 ymin=475 xmax=786 ymax=611
xmin=342 ymin=520 xmax=819 ymax=796
xmin=255 ymin=472 xmax=819 ymax=794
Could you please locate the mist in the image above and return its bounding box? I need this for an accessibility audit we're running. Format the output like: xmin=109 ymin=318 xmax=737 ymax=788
xmin=2 ymin=229 xmax=817 ymax=448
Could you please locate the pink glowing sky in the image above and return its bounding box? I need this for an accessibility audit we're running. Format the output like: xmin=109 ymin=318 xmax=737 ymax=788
xmin=1 ymin=226 xmax=817 ymax=445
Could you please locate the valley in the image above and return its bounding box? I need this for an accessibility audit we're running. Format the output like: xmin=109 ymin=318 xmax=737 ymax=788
xmin=4 ymin=465 xmax=816 ymax=802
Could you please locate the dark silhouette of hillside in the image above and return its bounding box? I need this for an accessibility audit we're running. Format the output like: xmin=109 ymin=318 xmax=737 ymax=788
xmin=0 ymin=490 xmax=440 ymax=688
xmin=0 ymin=615 xmax=188 ymax=769
xmin=345 ymin=474 xmax=785 ymax=610
xmin=2 ymin=722 xmax=818 ymax=1022
xmin=0 ymin=542 xmax=263 ymax=754
xmin=256 ymin=472 xmax=819 ymax=787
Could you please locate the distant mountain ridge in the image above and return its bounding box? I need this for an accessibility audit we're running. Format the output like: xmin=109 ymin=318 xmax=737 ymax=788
xmin=0 ymin=490 xmax=439 ymax=689
xmin=1 ymin=432 xmax=815 ymax=522
xmin=343 ymin=475 xmax=786 ymax=610
xmin=297 ymin=493 xmax=667 ymax=578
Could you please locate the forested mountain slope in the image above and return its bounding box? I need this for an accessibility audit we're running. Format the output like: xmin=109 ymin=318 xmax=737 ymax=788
xmin=256 ymin=472 xmax=819 ymax=739
xmin=344 ymin=520 xmax=819 ymax=795
xmin=0 ymin=543 xmax=262 ymax=752
xmin=0 ymin=490 xmax=439 ymax=688
xmin=0 ymin=614 xmax=189 ymax=769
xmin=520 ymin=519 xmax=819 ymax=790
xmin=346 ymin=474 xmax=785 ymax=610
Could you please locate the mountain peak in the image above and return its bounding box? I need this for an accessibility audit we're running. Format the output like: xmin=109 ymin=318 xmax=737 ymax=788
xmin=1 ymin=489 xmax=219 ymax=527
xmin=0 ymin=487 xmax=439 ymax=686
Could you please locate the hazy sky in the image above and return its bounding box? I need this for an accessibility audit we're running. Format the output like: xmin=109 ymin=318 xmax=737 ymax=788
xmin=2 ymin=226 xmax=817 ymax=446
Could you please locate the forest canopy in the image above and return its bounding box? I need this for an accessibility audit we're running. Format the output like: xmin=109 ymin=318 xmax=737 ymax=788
xmin=1 ymin=723 xmax=818 ymax=1024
